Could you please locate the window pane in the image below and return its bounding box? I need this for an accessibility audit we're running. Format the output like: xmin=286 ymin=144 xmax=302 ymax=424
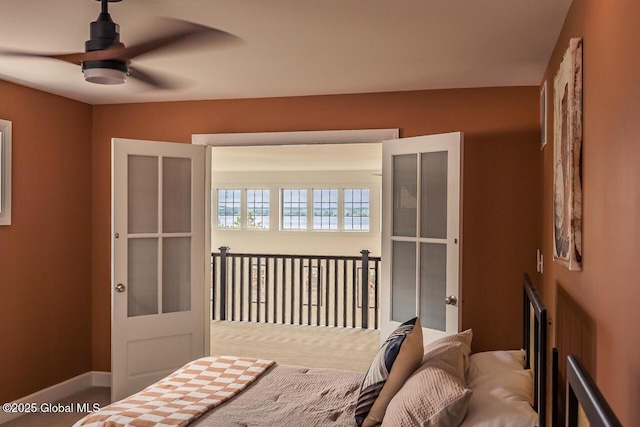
xmin=217 ymin=189 xmax=241 ymax=228
xmin=128 ymin=238 xmax=158 ymax=317
xmin=420 ymin=242 xmax=446 ymax=331
xmin=163 ymin=157 xmax=191 ymax=233
xmin=392 ymin=240 xmax=416 ymax=321
xmin=313 ymin=188 xmax=338 ymax=230
xmin=282 ymin=189 xmax=307 ymax=229
xmin=393 ymin=154 xmax=417 ymax=237
xmin=163 ymin=237 xmax=191 ymax=313
xmin=421 ymin=151 xmax=448 ymax=239
xmin=247 ymin=189 xmax=270 ymax=229
xmin=344 ymin=188 xmax=370 ymax=230
xmin=128 ymin=155 xmax=158 ymax=234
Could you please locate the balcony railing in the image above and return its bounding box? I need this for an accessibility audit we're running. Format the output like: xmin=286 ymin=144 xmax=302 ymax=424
xmin=211 ymin=247 xmax=380 ymax=329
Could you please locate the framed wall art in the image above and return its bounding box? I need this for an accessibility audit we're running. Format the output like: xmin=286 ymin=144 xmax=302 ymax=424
xmin=553 ymin=38 xmax=583 ymax=271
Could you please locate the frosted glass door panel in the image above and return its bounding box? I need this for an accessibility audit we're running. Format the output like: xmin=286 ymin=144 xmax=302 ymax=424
xmin=421 ymin=152 xmax=448 ymax=239
xmin=420 ymin=243 xmax=447 ymax=331
xmin=393 ymin=154 xmax=417 ymax=237
xmin=163 ymin=157 xmax=192 ymax=233
xmin=163 ymin=237 xmax=192 ymax=313
xmin=128 ymin=238 xmax=159 ymax=317
xmin=128 ymin=156 xmax=158 ymax=234
xmin=391 ymin=241 xmax=416 ymax=322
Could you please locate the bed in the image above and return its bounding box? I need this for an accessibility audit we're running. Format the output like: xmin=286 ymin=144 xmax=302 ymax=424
xmin=565 ymin=355 xmax=622 ymax=427
xmin=75 ymin=273 xmax=547 ymax=427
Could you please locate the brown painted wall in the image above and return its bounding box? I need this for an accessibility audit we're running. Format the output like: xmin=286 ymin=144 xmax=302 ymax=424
xmin=91 ymin=87 xmax=542 ymax=371
xmin=540 ymin=0 xmax=640 ymax=425
xmin=0 ymin=81 xmax=93 ymax=403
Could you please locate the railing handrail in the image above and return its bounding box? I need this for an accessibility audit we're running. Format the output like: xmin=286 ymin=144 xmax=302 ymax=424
xmin=212 ymin=250 xmax=381 ymax=262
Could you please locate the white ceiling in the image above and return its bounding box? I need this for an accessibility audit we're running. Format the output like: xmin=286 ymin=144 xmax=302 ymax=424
xmin=0 ymin=0 xmax=572 ymax=105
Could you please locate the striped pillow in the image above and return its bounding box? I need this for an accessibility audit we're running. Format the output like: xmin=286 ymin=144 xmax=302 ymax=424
xmin=355 ymin=318 xmax=423 ymax=427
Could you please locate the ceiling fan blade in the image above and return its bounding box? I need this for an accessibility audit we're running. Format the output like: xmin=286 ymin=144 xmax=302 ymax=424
xmin=0 ymin=49 xmax=79 ymax=64
xmin=0 ymin=48 xmax=121 ymax=66
xmin=110 ymin=18 xmax=242 ymax=61
xmin=127 ymin=65 xmax=183 ymax=90
xmin=1 ymin=18 xmax=239 ymax=65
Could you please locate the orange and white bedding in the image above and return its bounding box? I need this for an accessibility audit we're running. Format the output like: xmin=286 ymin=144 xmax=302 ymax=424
xmin=74 ymin=356 xmax=274 ymax=427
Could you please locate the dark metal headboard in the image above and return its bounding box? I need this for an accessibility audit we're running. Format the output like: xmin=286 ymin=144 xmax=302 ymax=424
xmin=523 ymin=273 xmax=548 ymax=427
xmin=566 ymin=355 xmax=622 ymax=427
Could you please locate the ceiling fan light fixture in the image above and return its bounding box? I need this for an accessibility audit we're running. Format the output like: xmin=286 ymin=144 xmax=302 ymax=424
xmin=82 ymin=59 xmax=128 ymax=85
xmin=83 ymin=67 xmax=126 ymax=84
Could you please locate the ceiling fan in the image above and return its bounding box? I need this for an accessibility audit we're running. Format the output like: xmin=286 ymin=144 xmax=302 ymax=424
xmin=0 ymin=0 xmax=241 ymax=89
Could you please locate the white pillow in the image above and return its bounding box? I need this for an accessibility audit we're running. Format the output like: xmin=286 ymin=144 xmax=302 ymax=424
xmin=423 ymin=329 xmax=473 ymax=379
xmin=382 ymin=342 xmax=472 ymax=427
xmin=459 ymin=369 xmax=537 ymax=427
xmin=466 ymin=350 xmax=525 ymax=383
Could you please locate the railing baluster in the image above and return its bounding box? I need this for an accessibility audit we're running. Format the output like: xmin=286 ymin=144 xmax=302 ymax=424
xmin=360 ymin=250 xmax=370 ymax=329
xmin=257 ymin=257 xmax=262 ymax=323
xmin=280 ymin=257 xmax=286 ymax=324
xmin=298 ymin=258 xmax=304 ymax=325
xmin=273 ymin=257 xmax=278 ymax=324
xmin=231 ymin=256 xmax=236 ymax=321
xmin=324 ymin=259 xmax=329 ymax=327
xmin=333 ymin=259 xmax=338 ymax=327
xmin=249 ymin=256 xmax=254 ymax=322
xmin=264 ymin=257 xmax=270 ymax=323
xmin=351 ymin=260 xmax=357 ymax=328
xmin=290 ymin=258 xmax=295 ymax=324
xmin=238 ymin=256 xmax=243 ymax=321
xmin=373 ymin=260 xmax=378 ymax=329
xmin=342 ymin=259 xmax=347 ymax=328
xmin=218 ymin=247 xmax=229 ymax=321
xmin=306 ymin=258 xmax=312 ymax=326
xmin=214 ymin=254 xmax=219 ymax=320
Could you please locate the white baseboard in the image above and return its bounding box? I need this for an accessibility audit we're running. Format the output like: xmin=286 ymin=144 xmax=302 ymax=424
xmin=0 ymin=371 xmax=111 ymax=425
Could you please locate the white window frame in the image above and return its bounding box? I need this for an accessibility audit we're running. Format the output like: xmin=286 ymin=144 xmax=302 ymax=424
xmin=215 ymin=187 xmax=273 ymax=230
xmin=279 ymin=186 xmax=373 ymax=233
xmin=245 ymin=188 xmax=270 ymax=230
xmin=215 ymin=188 xmax=242 ymax=229
xmin=281 ymin=188 xmax=308 ymax=230
xmin=312 ymin=188 xmax=339 ymax=231
xmin=343 ymin=188 xmax=371 ymax=231
xmin=0 ymin=119 xmax=12 ymax=226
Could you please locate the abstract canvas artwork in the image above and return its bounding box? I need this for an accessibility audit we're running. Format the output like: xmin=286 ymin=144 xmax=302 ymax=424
xmin=553 ymin=38 xmax=583 ymax=271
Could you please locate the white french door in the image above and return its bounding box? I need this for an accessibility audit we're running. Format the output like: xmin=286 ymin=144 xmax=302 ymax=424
xmin=380 ymin=132 xmax=462 ymax=344
xmin=111 ymin=138 xmax=207 ymax=401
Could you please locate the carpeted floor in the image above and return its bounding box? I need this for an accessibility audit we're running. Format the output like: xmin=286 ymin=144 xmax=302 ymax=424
xmin=3 ymin=322 xmax=379 ymax=426
xmin=210 ymin=320 xmax=380 ymax=372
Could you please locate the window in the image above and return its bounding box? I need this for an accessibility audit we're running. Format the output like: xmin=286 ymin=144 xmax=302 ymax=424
xmin=313 ymin=189 xmax=338 ymax=230
xmin=0 ymin=119 xmax=11 ymax=226
xmin=246 ymin=189 xmax=270 ymax=229
xmin=217 ymin=189 xmax=241 ymax=228
xmin=282 ymin=189 xmax=307 ymax=229
xmin=344 ymin=188 xmax=370 ymax=230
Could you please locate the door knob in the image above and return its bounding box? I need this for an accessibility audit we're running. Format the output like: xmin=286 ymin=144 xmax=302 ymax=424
xmin=115 ymin=283 xmax=126 ymax=293
xmin=444 ymin=295 xmax=458 ymax=306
